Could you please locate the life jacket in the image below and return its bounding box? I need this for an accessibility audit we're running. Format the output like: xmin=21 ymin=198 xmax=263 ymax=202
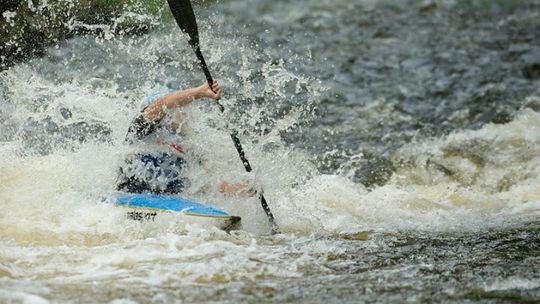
xmin=117 ymin=88 xmax=188 ymax=194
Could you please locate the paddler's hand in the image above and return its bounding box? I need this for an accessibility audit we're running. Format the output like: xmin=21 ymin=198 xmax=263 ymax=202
xmin=197 ymin=81 xmax=222 ymax=100
xmin=219 ymin=181 xmax=257 ymax=197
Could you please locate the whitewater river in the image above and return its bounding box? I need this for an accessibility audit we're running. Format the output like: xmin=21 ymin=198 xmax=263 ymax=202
xmin=1 ymin=0 xmax=540 ymax=302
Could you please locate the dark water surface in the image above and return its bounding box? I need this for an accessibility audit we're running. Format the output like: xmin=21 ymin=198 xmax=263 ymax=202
xmin=1 ymin=0 xmax=539 ymax=302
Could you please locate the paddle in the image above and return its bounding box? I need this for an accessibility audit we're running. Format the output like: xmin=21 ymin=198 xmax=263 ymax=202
xmin=166 ymin=0 xmax=279 ymax=233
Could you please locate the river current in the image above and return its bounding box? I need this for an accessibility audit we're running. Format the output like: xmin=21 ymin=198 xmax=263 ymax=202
xmin=1 ymin=0 xmax=539 ymax=303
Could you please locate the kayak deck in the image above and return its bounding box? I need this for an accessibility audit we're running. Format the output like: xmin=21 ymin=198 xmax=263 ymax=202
xmin=109 ymin=192 xmax=241 ymax=231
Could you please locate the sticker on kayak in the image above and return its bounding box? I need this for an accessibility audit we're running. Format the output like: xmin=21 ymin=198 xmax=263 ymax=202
xmin=126 ymin=211 xmax=157 ymax=221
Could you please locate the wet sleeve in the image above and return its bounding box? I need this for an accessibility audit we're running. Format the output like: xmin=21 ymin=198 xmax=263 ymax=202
xmin=126 ymin=113 xmax=157 ymax=141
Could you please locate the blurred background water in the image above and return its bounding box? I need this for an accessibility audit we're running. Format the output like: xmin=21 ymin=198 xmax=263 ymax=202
xmin=1 ymin=0 xmax=539 ymax=302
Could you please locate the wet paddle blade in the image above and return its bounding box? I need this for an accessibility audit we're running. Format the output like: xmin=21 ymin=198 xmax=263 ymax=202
xmin=166 ymin=0 xmax=200 ymax=46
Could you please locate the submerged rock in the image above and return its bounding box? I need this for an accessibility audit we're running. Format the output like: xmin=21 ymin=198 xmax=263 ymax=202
xmin=522 ymin=63 xmax=540 ymax=80
xmin=0 ymin=0 xmax=162 ymax=69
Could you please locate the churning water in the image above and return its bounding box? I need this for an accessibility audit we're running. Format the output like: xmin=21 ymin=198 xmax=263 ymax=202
xmin=1 ymin=0 xmax=539 ymax=302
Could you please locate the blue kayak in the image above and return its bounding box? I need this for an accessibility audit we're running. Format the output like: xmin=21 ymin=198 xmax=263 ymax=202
xmin=107 ymin=192 xmax=241 ymax=230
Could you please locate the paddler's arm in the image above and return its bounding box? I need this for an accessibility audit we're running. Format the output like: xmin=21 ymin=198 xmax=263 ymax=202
xmin=142 ymin=81 xmax=222 ymax=122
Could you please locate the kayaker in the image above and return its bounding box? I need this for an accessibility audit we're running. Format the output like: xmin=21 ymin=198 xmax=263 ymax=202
xmin=116 ymin=81 xmax=254 ymax=196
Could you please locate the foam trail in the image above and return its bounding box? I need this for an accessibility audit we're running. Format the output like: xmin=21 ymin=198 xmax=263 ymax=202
xmin=277 ymin=109 xmax=540 ymax=233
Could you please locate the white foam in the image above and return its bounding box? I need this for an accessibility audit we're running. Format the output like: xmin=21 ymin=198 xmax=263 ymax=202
xmin=484 ymin=277 xmax=540 ymax=291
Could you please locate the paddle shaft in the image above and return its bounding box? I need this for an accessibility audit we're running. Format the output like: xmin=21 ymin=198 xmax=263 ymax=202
xmin=193 ymin=46 xmax=279 ymax=233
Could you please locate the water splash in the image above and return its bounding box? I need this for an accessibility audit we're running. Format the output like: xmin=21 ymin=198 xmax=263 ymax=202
xmin=1 ymin=1 xmax=540 ymax=302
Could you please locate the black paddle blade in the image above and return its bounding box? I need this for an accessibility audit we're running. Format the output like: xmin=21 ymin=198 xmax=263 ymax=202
xmin=167 ymin=0 xmax=200 ymax=46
